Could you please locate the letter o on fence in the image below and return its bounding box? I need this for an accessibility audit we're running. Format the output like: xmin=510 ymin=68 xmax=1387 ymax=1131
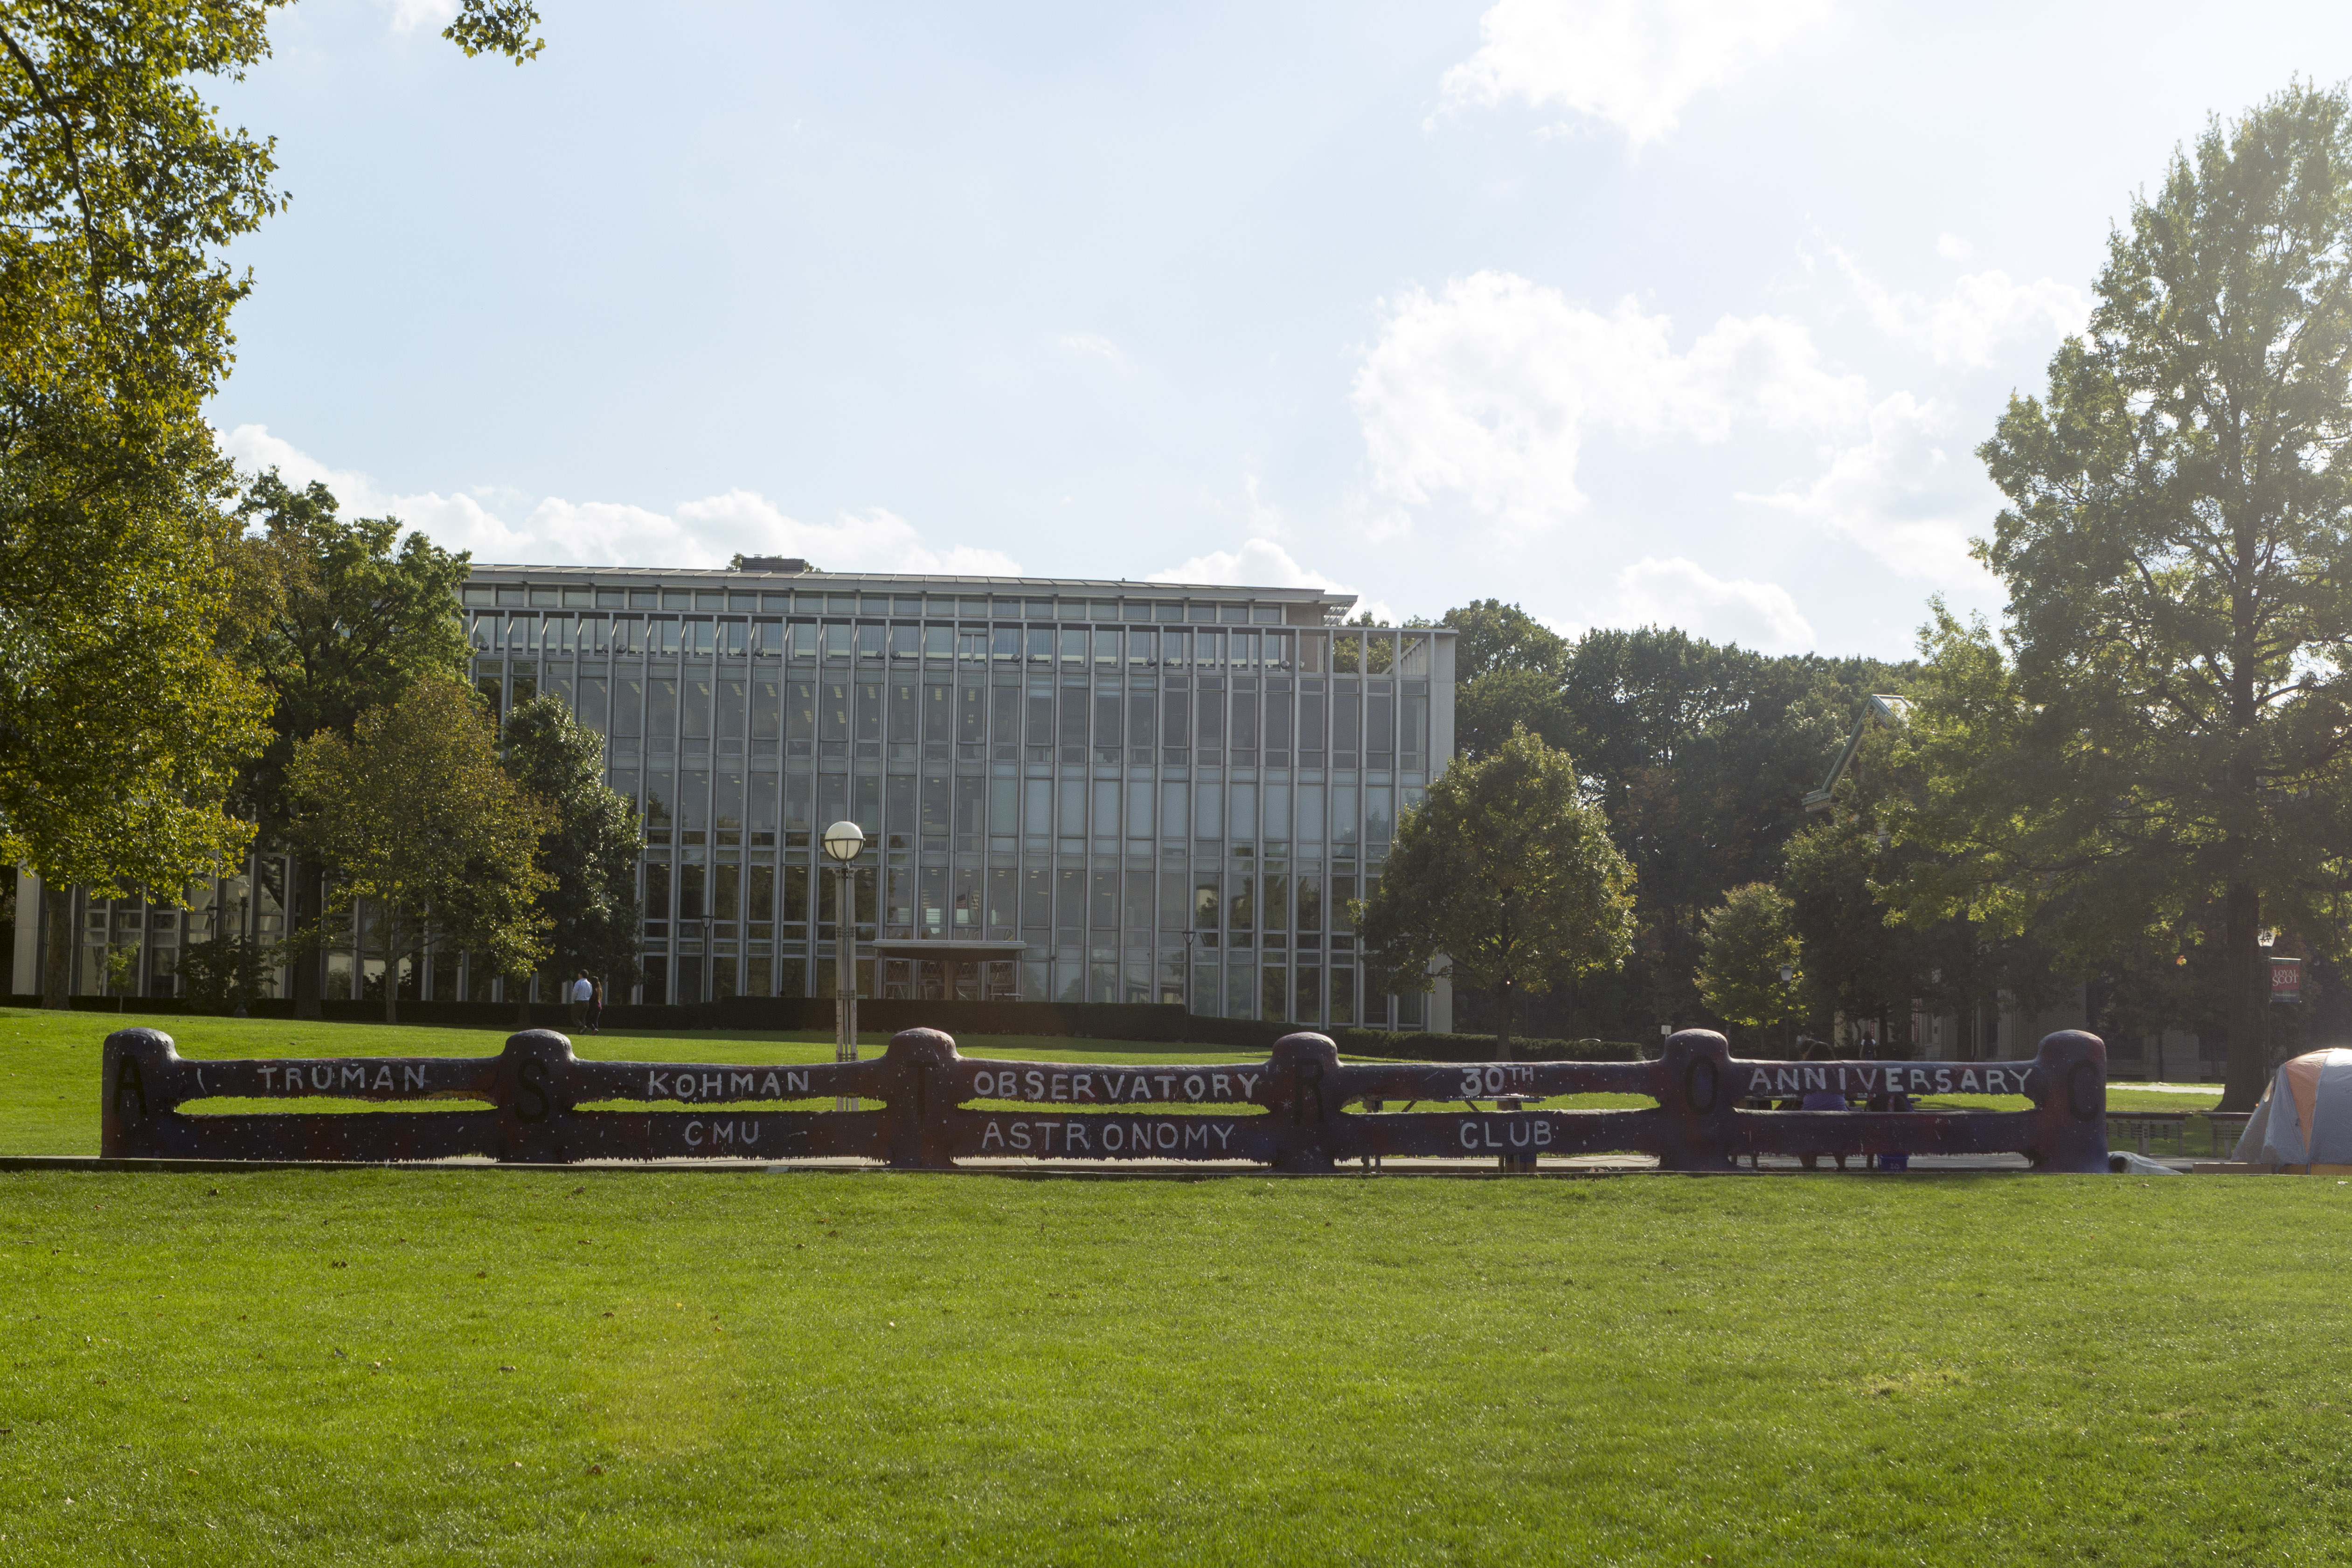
xmin=1684 ymin=1057 xmax=1719 ymax=1115
xmin=2068 ymin=1062 xmax=2102 ymax=1122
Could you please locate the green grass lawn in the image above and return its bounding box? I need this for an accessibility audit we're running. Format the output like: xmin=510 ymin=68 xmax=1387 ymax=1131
xmin=3 ymin=1010 xmax=2331 ymax=1562
xmin=3 ymin=1171 xmax=2348 ymax=1565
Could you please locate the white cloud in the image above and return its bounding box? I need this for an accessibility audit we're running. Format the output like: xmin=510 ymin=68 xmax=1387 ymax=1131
xmin=1353 ymin=270 xmax=1866 ymax=534
xmin=1936 ymin=232 xmax=1973 ymax=262
xmin=382 ymin=0 xmax=457 ymax=35
xmin=1205 ymin=471 xmax=1289 ymax=540
xmin=1437 ymin=0 xmax=1834 ymax=146
xmin=1737 ymin=392 xmax=1998 ymax=586
xmin=1146 ymin=538 xmax=1395 ymax=625
xmin=1605 ymin=555 xmax=1815 ymax=652
xmin=217 ymin=424 xmax=1015 ymax=576
xmin=1059 ymin=333 xmax=1125 ymax=366
xmin=1832 ymin=248 xmax=2087 ymax=369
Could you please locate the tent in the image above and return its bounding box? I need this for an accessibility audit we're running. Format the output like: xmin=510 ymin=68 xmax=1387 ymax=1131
xmin=2230 ymin=1048 xmax=2352 ymax=1170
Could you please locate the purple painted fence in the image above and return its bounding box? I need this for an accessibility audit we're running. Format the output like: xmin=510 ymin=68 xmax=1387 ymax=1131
xmin=98 ymin=1026 xmax=2111 ymax=1172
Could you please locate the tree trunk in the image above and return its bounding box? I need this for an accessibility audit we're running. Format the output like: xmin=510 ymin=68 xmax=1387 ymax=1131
xmin=42 ymin=882 xmax=73 ymax=1009
xmin=383 ymin=911 xmax=400 ymax=1026
xmin=1494 ymin=977 xmax=1513 ymax=1062
xmin=291 ymin=850 xmax=324 ymax=1020
xmin=2220 ymin=880 xmax=2267 ymax=1111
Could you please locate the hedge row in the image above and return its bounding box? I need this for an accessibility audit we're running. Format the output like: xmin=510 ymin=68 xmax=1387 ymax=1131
xmin=6 ymin=992 xmax=1649 ymax=1062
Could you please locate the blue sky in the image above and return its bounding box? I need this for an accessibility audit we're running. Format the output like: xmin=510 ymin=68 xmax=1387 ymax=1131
xmin=208 ymin=0 xmax=2352 ymax=659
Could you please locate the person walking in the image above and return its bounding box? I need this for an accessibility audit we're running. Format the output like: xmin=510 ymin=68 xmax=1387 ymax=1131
xmin=569 ymin=970 xmax=594 ymax=1033
xmin=587 ymin=973 xmax=604 ymax=1034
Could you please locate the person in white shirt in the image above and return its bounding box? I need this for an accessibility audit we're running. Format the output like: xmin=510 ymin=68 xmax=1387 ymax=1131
xmin=569 ymin=971 xmax=594 ymax=1031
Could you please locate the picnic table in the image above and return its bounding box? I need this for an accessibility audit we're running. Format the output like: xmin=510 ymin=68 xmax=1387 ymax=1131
xmin=2109 ymin=1110 xmax=2249 ymax=1157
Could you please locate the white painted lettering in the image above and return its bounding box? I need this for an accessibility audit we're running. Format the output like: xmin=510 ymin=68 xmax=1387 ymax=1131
xmin=1157 ymin=1123 xmax=1177 ymax=1150
xmin=762 ymin=1072 xmax=781 ymax=1096
xmin=701 ymin=1074 xmax=723 ymax=1098
xmin=686 ymin=1121 xmax=704 ymax=1146
xmin=1184 ymin=1124 xmax=1208 ymax=1150
xmin=983 ymin=1120 xmax=1004 ymax=1149
xmin=373 ymin=1067 xmax=394 ymax=1091
xmin=342 ymin=1065 xmax=366 ymax=1089
xmin=1010 ymin=1121 xmax=1032 ymax=1151
xmin=1038 ymin=1123 xmax=1058 ymax=1153
xmin=1237 ymin=1074 xmax=1259 ymax=1099
xmin=1960 ymin=1069 xmax=1980 ymax=1092
xmin=647 ymin=1072 xmax=670 ymax=1097
xmin=1155 ymin=1075 xmax=1176 ymax=1097
xmin=403 ymin=1065 xmax=425 ymax=1090
xmin=1067 ymin=1121 xmax=1089 ymax=1151
xmin=1460 ymin=1122 xmax=1479 ymax=1150
xmin=1935 ymin=1068 xmax=1953 ymax=1093
xmin=1074 ymin=1074 xmax=1093 ymax=1101
xmin=1509 ymin=1121 xmax=1531 ymax=1147
xmin=730 ymin=1072 xmax=754 ymax=1096
xmin=1483 ymin=1123 xmax=1501 ymax=1149
xmin=1212 ymin=1074 xmax=1231 ymax=1098
xmin=1180 ymin=1075 xmax=1201 ymax=1100
xmin=742 ymin=1123 xmax=760 ymax=1146
xmin=1026 ymin=1070 xmax=1046 ymax=1100
xmin=789 ymin=1070 xmax=809 ymax=1093
xmin=311 ymin=1066 xmax=333 ymax=1090
xmin=1130 ymin=1077 xmax=1152 ymax=1100
xmin=1212 ymin=1125 xmax=1233 ymax=1149
xmin=1804 ymin=1067 xmax=1826 ymax=1090
xmin=1776 ymin=1068 xmax=1798 ymax=1094
xmin=1051 ymin=1073 xmax=1069 ymax=1101
xmin=1534 ymin=1121 xmax=1552 ymax=1146
xmin=1748 ymin=1068 xmax=1771 ymax=1092
xmin=713 ymin=1122 xmax=735 ymax=1146
xmin=258 ymin=1066 xmax=276 ymax=1089
xmin=1103 ymin=1123 xmax=1124 ymax=1152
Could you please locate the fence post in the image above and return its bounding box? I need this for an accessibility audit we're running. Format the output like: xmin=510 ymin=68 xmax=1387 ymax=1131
xmin=1268 ymin=1032 xmax=1342 ymax=1172
xmin=2026 ymin=1030 xmax=2109 ymax=1172
xmin=496 ymin=1029 xmax=576 ymax=1163
xmin=101 ymin=1027 xmax=174 ymax=1158
xmin=1655 ymin=1029 xmax=1740 ymax=1172
xmin=881 ymin=1027 xmax=961 ymax=1170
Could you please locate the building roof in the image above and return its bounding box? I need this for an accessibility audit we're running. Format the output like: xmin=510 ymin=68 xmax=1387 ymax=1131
xmin=465 ymin=561 xmax=1354 ymax=611
xmin=1802 ymin=694 xmax=1911 ymax=813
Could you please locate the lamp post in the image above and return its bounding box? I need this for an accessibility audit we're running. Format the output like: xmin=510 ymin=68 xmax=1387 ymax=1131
xmin=2258 ymin=925 xmax=2277 ymax=1072
xmin=822 ymin=820 xmax=866 ymax=1112
xmin=1777 ymin=962 xmax=1797 ymax=1058
xmin=1179 ymin=929 xmax=1197 ymax=1043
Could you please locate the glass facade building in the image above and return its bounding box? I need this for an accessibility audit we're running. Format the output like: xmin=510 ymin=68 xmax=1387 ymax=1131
xmin=8 ymin=563 xmax=1456 ymax=1031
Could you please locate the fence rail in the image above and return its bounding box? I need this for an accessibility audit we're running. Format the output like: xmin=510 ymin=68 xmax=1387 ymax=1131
xmin=98 ymin=1027 xmax=2112 ymax=1172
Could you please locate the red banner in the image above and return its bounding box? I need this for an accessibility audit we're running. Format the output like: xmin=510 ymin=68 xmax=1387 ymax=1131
xmin=2271 ymin=957 xmax=2303 ymax=1005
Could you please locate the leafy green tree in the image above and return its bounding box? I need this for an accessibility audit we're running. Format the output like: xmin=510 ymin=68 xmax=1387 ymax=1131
xmin=1892 ymin=84 xmax=2352 ymax=1109
xmin=1 ymin=3 xmax=533 ymax=1006
xmin=1356 ymin=725 xmax=1636 ymax=1055
xmin=1456 ymin=666 xmax=1578 ymax=761
xmin=501 ymin=695 xmax=644 ymax=999
xmin=103 ymin=940 xmax=140 ymax=1007
xmin=228 ymin=471 xmax=472 ymax=1016
xmin=287 ymin=676 xmax=551 ymax=1024
xmin=1695 ymin=882 xmax=1802 ymax=1052
xmin=176 ymin=929 xmax=272 ymax=1015
xmin=1440 ymin=599 xmax=1570 ymax=682
xmin=1556 ymin=628 xmax=1895 ymax=1032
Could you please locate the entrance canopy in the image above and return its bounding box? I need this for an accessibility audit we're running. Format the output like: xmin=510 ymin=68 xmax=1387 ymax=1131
xmin=2232 ymin=1048 xmax=2352 ymax=1166
xmin=875 ymin=939 xmax=1027 ymax=1002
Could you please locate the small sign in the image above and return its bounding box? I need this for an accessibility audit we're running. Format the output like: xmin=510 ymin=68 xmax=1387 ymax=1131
xmin=2270 ymin=957 xmax=2303 ymax=1005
